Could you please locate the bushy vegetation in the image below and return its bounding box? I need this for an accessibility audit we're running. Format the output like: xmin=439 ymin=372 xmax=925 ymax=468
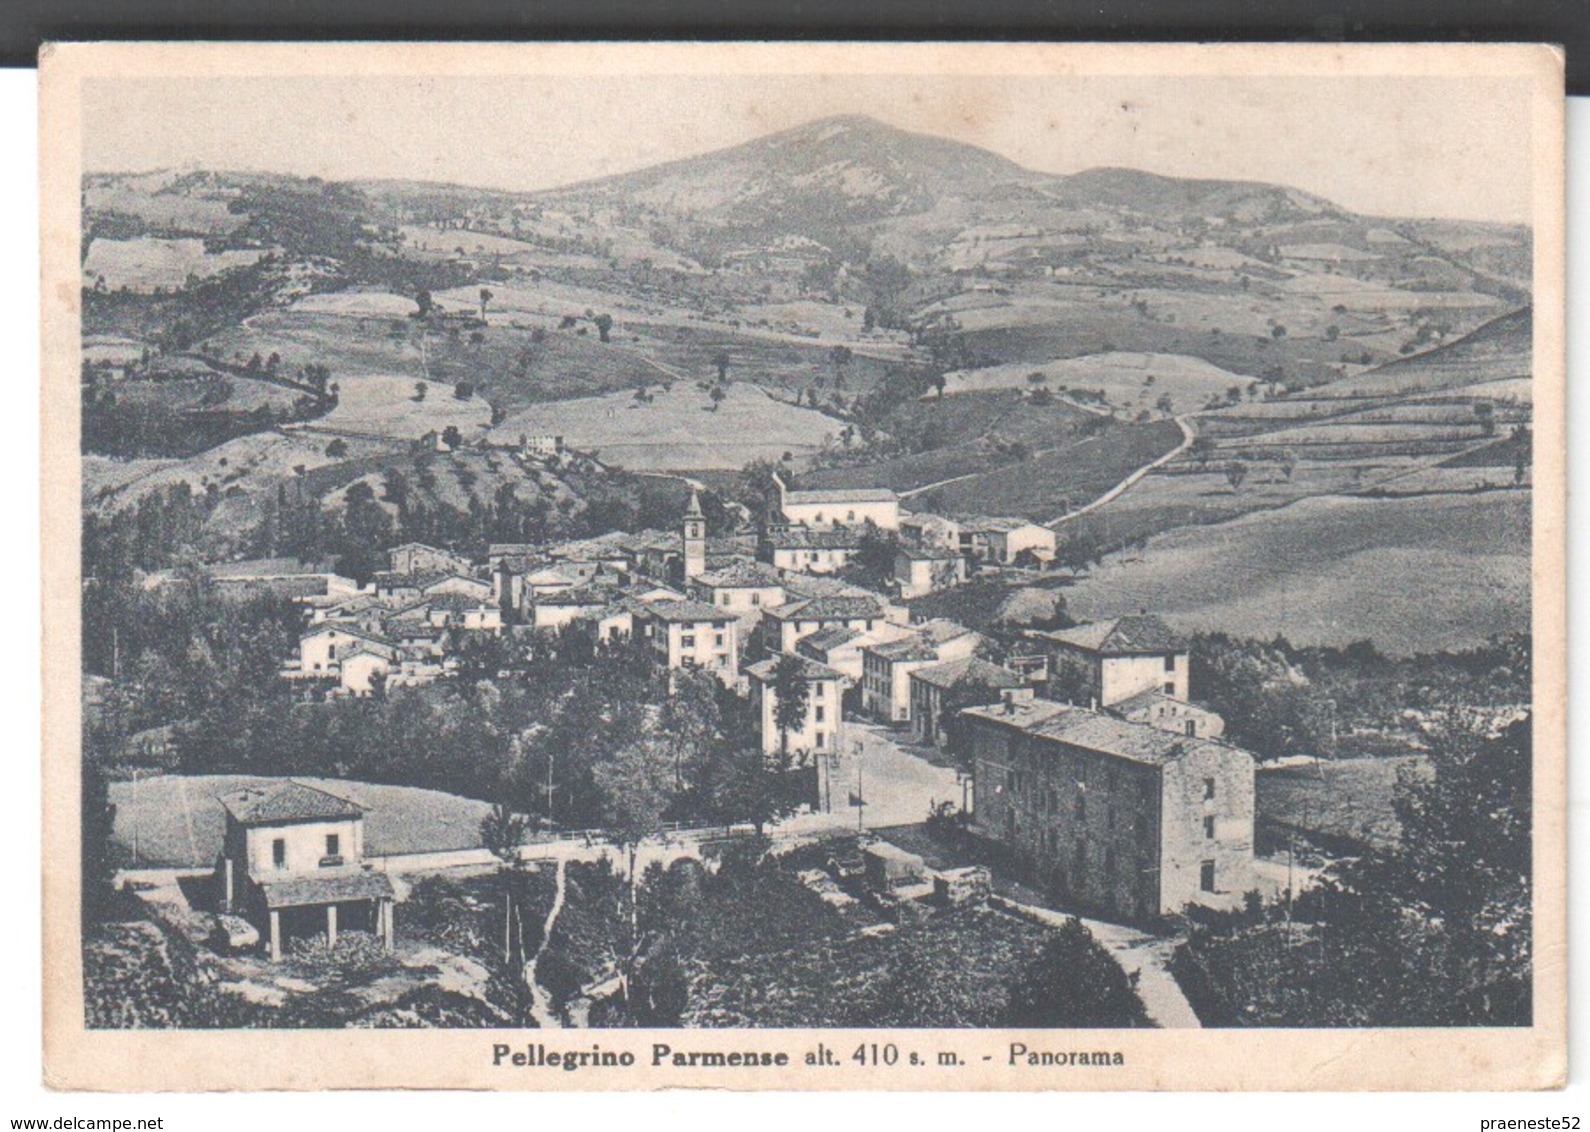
xmin=1174 ymin=719 xmax=1530 ymax=1026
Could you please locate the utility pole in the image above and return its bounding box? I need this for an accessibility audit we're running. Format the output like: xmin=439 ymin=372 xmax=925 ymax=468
xmin=855 ymin=739 xmax=864 ymax=832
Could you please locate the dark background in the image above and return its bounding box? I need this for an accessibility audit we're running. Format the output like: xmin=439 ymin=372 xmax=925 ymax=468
xmin=2 ymin=0 xmax=1586 ymax=93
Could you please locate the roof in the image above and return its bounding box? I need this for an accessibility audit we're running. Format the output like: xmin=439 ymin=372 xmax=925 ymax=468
xmin=1043 ymin=614 xmax=1185 ymax=656
xmin=782 ymin=574 xmax=879 ymax=602
xmin=766 ymin=527 xmax=864 ymax=550
xmin=1111 ymin=688 xmax=1222 ymax=719
xmin=684 ymin=488 xmax=705 ymax=519
xmin=910 ymin=657 xmax=1023 ymax=691
xmin=642 ymin=599 xmax=734 ymax=624
xmin=745 ymin=655 xmax=846 ymax=683
xmin=427 ymin=592 xmax=493 ymax=612
xmin=694 ymin=560 xmax=785 ymax=589
xmin=259 ymin=869 xmax=395 ymax=910
xmin=537 ymin=582 xmax=625 ymax=607
xmin=783 ymin=486 xmax=899 ymax=505
xmin=207 ymin=557 xmax=336 ymax=579
xmin=798 ymin=625 xmax=864 ymax=654
xmin=963 ymin=515 xmax=1048 ymax=534
xmin=765 ymin=595 xmax=885 ymax=622
xmin=897 ymin=544 xmax=960 ymax=562
xmin=421 ymin=573 xmax=491 ymax=591
xmin=220 ymin=781 xmax=365 ymax=826
xmin=960 ymin=697 xmax=1249 ymax=768
xmin=301 ymin=623 xmax=395 ymax=649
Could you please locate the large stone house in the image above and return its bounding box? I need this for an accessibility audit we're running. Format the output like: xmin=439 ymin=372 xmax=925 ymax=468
xmin=959 ymin=517 xmax=1057 ymax=565
xmin=689 ymin=559 xmax=787 ymax=635
xmin=893 ymin=545 xmax=966 ymax=599
xmin=761 ymin=526 xmax=864 ymax=575
xmin=388 ymin=541 xmax=472 ymax=578
xmin=216 ymin=781 xmax=396 ymax=962
xmin=963 ymin=691 xmax=1256 ymax=921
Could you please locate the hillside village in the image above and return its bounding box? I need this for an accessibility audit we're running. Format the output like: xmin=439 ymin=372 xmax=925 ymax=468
xmin=80 ymin=113 xmax=1534 ymax=1032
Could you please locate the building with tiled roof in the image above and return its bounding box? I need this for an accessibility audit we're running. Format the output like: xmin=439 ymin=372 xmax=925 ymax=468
xmin=745 ymin=655 xmax=848 ymax=772
xmin=763 ymin=594 xmax=888 ymax=654
xmin=1108 ymin=687 xmax=1226 ymax=741
xmin=860 ymin=619 xmax=983 ymax=724
xmin=761 ymin=525 xmax=865 ymax=575
xmin=216 ymin=780 xmax=396 ymax=962
xmin=957 ymin=516 xmax=1057 ymax=565
xmin=1037 ymin=614 xmax=1190 ymax=708
xmin=908 ymin=657 xmax=1025 ymax=747
xmin=959 ymin=694 xmax=1255 ymax=920
xmin=636 ymin=600 xmax=740 ymax=685
xmin=774 ymin=473 xmax=900 ymax=531
xmin=689 ymin=559 xmax=787 ymax=634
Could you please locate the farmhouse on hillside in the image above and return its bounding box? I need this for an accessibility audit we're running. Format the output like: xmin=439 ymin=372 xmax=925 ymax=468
xmin=216 ymin=781 xmax=396 ymax=962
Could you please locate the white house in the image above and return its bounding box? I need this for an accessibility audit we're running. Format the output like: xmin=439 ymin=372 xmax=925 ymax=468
xmin=860 ymin=619 xmax=983 ymax=724
xmin=1039 ymin=615 xmax=1190 ymax=707
xmin=773 ymin=475 xmax=899 ymax=531
xmin=961 ymin=517 xmax=1056 ymax=565
xmin=762 ymin=595 xmax=888 ymax=655
xmin=638 ymin=599 xmax=740 ymax=685
xmin=745 ymin=655 xmax=847 ymax=760
xmin=893 ymin=545 xmax=967 ymax=599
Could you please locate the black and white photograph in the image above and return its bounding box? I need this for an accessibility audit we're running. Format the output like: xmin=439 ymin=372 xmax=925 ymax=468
xmin=38 ymin=41 xmax=1566 ymax=1091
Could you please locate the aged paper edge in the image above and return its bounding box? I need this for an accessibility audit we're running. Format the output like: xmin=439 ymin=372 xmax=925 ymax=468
xmin=37 ymin=40 xmax=1568 ymax=1093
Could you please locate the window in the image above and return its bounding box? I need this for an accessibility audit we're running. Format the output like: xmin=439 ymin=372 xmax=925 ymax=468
xmin=327 ymin=644 xmax=337 ymax=660
xmin=720 ymin=593 xmax=730 ymax=605
xmin=681 ymin=634 xmax=696 ymax=649
xmin=751 ymin=593 xmax=761 ymax=607
xmin=714 ymin=632 xmax=725 ymax=648
xmin=1204 ymin=815 xmax=1216 ymax=839
xmin=815 ymin=731 xmax=826 ymax=749
xmin=1203 ymin=777 xmax=1217 ymax=800
xmin=272 ymin=839 xmax=286 ymax=868
xmin=326 ymin=834 xmax=340 ymax=857
xmin=1164 ymin=654 xmax=1176 ymax=672
xmin=815 ymin=705 xmax=826 ymax=723
xmin=1200 ymin=860 xmax=1217 ymax=893
xmin=1186 ymin=719 xmax=1198 ymax=737
xmin=847 ymin=510 xmax=856 ymax=522
xmin=1163 ymin=682 xmax=1176 ymax=695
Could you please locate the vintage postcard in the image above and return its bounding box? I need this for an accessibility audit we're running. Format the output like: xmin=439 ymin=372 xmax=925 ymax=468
xmin=39 ymin=41 xmax=1564 ymax=1091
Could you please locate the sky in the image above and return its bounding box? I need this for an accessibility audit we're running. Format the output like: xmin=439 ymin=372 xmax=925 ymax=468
xmin=81 ymin=71 xmax=1534 ymax=224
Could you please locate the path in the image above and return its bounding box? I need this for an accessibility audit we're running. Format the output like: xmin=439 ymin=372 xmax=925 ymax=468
xmin=992 ymin=895 xmax=1202 ymax=1029
xmin=524 ymin=857 xmax=567 ymax=1028
xmin=1043 ymin=413 xmax=1199 ymax=528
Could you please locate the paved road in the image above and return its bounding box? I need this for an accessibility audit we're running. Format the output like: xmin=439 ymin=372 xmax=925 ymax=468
xmin=819 ymin=721 xmax=964 ymax=830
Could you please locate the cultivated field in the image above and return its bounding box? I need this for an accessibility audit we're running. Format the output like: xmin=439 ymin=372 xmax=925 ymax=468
xmin=84 ymin=237 xmax=268 ymax=292
xmin=301 ymin=373 xmax=494 ymax=441
xmin=944 ymin=350 xmax=1251 ymax=416
xmin=1062 ymin=491 xmax=1530 ymax=654
xmin=109 ymin=774 xmax=495 ymax=868
xmin=490 ymin=380 xmax=845 ymax=471
xmin=1256 ymin=756 xmax=1432 ymax=851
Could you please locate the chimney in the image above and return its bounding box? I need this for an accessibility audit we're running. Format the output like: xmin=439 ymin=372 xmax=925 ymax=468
xmin=1001 ymin=687 xmax=1035 ymax=714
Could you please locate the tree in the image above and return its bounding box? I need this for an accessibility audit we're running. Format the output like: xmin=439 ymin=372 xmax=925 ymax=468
xmin=480 ymin=803 xmax=530 ymax=960
xmin=1155 ymin=393 xmax=1175 ymax=416
xmin=712 ymin=351 xmax=731 ymax=382
xmin=1189 ymin=434 xmax=1217 ymax=469
xmin=325 ymin=438 xmax=348 ymax=459
xmin=592 ymin=736 xmax=676 ymax=996
xmin=1002 ymin=917 xmax=1151 ymax=1027
xmin=414 ymin=289 xmax=433 ymax=319
xmin=1224 ymin=460 xmax=1249 ymax=493
xmin=770 ymin=655 xmax=812 ymax=762
xmin=708 ymin=385 xmax=726 ymax=412
xmin=441 ymin=425 xmax=464 ymax=450
xmin=454 ymin=381 xmax=474 ymax=401
xmin=593 ymin=313 xmax=614 ymax=343
xmin=413 ymin=381 xmax=428 ymax=402
xmin=1277 ymin=448 xmax=1298 ymax=483
xmin=478 ymin=287 xmax=493 ymax=324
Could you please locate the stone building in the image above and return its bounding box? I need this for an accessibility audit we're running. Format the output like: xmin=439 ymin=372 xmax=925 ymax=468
xmin=963 ymin=691 xmax=1255 ymax=921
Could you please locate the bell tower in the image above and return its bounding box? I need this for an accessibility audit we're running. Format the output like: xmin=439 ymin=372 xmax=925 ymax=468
xmin=682 ymin=488 xmax=707 ymax=580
